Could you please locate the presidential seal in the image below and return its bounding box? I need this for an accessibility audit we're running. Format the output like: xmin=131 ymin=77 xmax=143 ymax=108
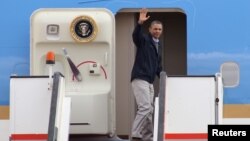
xmin=70 ymin=15 xmax=98 ymax=42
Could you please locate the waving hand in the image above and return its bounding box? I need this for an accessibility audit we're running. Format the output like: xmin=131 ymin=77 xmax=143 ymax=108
xmin=138 ymin=8 xmax=150 ymax=24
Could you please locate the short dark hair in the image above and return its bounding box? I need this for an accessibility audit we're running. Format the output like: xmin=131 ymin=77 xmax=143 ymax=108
xmin=150 ymin=20 xmax=163 ymax=27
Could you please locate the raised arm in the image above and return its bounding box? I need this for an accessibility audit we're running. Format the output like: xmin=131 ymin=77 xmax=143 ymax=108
xmin=132 ymin=8 xmax=150 ymax=47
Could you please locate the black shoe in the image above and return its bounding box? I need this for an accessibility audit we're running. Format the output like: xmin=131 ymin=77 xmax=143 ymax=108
xmin=132 ymin=137 xmax=142 ymax=141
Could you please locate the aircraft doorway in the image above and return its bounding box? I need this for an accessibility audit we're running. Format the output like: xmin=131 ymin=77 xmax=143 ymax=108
xmin=115 ymin=8 xmax=187 ymax=139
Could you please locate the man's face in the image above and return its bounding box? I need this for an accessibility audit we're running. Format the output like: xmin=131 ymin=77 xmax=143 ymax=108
xmin=149 ymin=23 xmax=163 ymax=39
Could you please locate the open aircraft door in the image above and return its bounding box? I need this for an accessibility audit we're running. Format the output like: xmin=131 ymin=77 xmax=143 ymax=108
xmin=30 ymin=8 xmax=116 ymax=136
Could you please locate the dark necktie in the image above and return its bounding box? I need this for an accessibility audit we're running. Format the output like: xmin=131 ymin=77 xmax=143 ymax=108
xmin=155 ymin=42 xmax=159 ymax=53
